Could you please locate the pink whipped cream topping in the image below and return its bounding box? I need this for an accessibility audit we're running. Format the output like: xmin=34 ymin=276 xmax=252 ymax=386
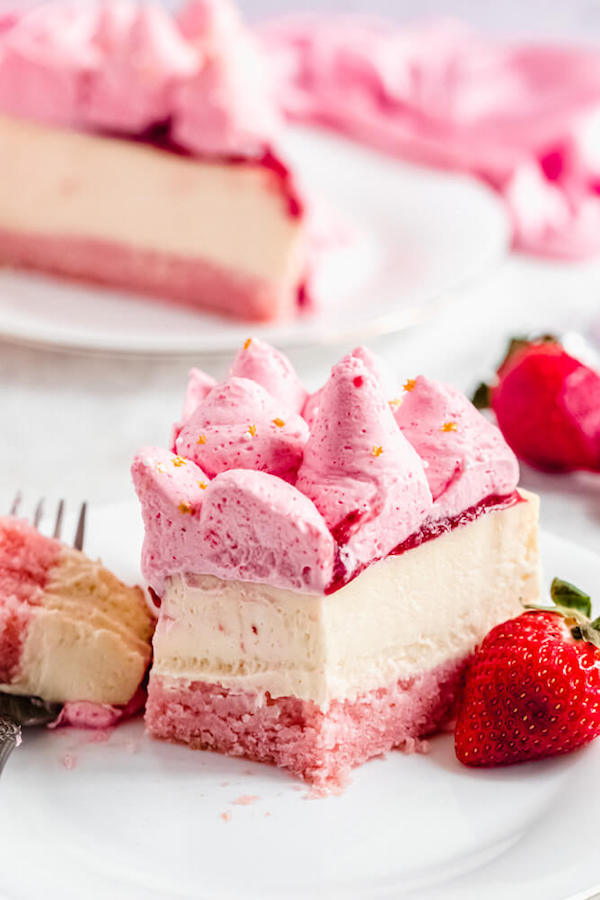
xmin=296 ymin=356 xmax=432 ymax=569
xmin=181 ymin=368 xmax=217 ymax=422
xmin=303 ymin=346 xmax=394 ymax=427
xmin=175 ymin=377 xmax=308 ymax=482
xmin=259 ymin=16 xmax=600 ymax=259
xmin=133 ymin=341 xmax=520 ymax=594
xmin=394 ymin=376 xmax=519 ymax=521
xmin=0 ymin=0 xmax=277 ymax=156
xmin=229 ymin=338 xmax=307 ymax=415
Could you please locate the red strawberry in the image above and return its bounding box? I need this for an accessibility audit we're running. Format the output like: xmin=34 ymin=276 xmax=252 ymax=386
xmin=474 ymin=336 xmax=600 ymax=472
xmin=455 ymin=578 xmax=600 ymax=767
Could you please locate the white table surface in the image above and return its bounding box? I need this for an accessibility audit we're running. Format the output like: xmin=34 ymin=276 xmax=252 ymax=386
xmin=1 ymin=252 xmax=600 ymax=561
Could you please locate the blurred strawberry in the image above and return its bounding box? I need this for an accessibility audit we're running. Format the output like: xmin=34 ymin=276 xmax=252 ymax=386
xmin=455 ymin=577 xmax=600 ymax=767
xmin=474 ymin=335 xmax=600 ymax=471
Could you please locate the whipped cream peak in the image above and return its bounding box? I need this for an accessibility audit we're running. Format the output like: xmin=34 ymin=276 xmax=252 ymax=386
xmin=296 ymin=355 xmax=432 ymax=570
xmin=132 ymin=445 xmax=211 ymax=510
xmin=175 ymin=376 xmax=308 ymax=481
xmin=86 ymin=2 xmax=198 ymax=133
xmin=350 ymin=345 xmax=396 ymax=397
xmin=303 ymin=345 xmax=393 ymax=426
xmin=177 ymin=0 xmax=239 ymax=46
xmin=181 ymin=367 xmax=217 ymax=421
xmin=229 ymin=337 xmax=308 ymax=414
xmin=171 ymin=0 xmax=279 ymax=156
xmin=131 ymin=446 xmax=212 ymax=590
xmin=394 ymin=375 xmax=519 ymax=519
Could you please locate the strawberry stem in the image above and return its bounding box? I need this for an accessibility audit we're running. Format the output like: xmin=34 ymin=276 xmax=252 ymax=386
xmin=550 ymin=577 xmax=591 ymax=617
xmin=471 ymin=382 xmax=491 ymax=409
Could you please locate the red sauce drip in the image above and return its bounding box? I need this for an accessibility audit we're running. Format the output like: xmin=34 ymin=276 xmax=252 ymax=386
xmin=324 ymin=492 xmax=523 ymax=595
xmin=147 ymin=586 xmax=162 ymax=610
xmin=330 ymin=508 xmax=367 ymax=545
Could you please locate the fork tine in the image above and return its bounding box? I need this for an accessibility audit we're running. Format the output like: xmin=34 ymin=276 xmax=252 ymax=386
xmin=9 ymin=491 xmax=22 ymax=516
xmin=73 ymin=502 xmax=86 ymax=551
xmin=53 ymin=499 xmax=65 ymax=540
xmin=33 ymin=498 xmax=44 ymax=529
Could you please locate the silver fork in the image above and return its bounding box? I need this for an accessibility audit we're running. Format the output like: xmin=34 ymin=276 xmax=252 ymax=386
xmin=0 ymin=496 xmax=88 ymax=775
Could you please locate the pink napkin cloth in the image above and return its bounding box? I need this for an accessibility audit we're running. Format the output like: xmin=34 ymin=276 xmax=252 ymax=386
xmin=259 ymin=16 xmax=600 ymax=260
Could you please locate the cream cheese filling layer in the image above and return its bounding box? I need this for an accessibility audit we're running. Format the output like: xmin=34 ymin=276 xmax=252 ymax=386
xmin=152 ymin=493 xmax=540 ymax=707
xmin=0 ymin=114 xmax=304 ymax=283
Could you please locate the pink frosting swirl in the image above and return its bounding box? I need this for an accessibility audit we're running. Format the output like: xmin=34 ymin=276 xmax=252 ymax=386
xmin=229 ymin=337 xmax=307 ymax=414
xmin=394 ymin=376 xmax=519 ymax=520
xmin=175 ymin=376 xmax=308 ymax=482
xmin=303 ymin=345 xmax=393 ymax=427
xmin=296 ymin=355 xmax=432 ymax=573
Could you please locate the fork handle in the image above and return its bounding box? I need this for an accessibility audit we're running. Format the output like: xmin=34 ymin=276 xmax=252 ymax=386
xmin=0 ymin=716 xmax=21 ymax=774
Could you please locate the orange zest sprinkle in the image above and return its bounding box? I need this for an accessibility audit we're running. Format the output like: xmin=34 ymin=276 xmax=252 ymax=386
xmin=441 ymin=421 xmax=458 ymax=432
xmin=389 ymin=397 xmax=402 ymax=409
xmin=196 ymin=433 xmax=207 ymax=445
xmin=272 ymin=417 xmax=285 ymax=428
xmin=248 ymin=424 xmax=257 ymax=437
xmin=198 ymin=481 xmax=208 ymax=490
xmin=178 ymin=501 xmax=192 ymax=514
xmin=156 ymin=462 xmax=166 ymax=474
xmin=243 ymin=338 xmax=252 ymax=350
xmin=403 ymin=378 xmax=416 ymax=392
xmin=172 ymin=455 xmax=186 ymax=467
xmin=371 ymin=445 xmax=383 ymax=457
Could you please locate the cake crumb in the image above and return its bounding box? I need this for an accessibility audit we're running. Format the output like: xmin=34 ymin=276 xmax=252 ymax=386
xmin=86 ymin=729 xmax=112 ymax=744
xmin=61 ymin=753 xmax=76 ymax=770
xmin=220 ymin=781 xmax=230 ymax=787
xmin=265 ymin=812 xmax=271 ymax=817
xmin=241 ymin=768 xmax=256 ymax=776
xmin=221 ymin=812 xmax=231 ymax=822
xmin=234 ymin=794 xmax=258 ymax=806
xmin=401 ymin=736 xmax=431 ymax=755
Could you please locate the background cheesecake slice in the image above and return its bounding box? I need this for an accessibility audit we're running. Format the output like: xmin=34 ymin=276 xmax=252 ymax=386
xmin=0 ymin=517 xmax=155 ymax=727
xmin=0 ymin=0 xmax=308 ymax=322
xmin=133 ymin=340 xmax=541 ymax=787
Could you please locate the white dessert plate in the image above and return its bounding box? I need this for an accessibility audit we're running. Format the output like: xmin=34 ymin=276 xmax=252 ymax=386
xmin=0 ymin=126 xmax=509 ymax=357
xmin=1 ymin=500 xmax=599 ymax=900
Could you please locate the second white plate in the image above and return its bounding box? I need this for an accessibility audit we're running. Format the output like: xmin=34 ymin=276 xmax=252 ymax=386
xmin=0 ymin=126 xmax=509 ymax=356
xmin=0 ymin=501 xmax=599 ymax=899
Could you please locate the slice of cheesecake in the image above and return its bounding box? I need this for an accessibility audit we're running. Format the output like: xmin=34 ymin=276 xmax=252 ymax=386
xmin=0 ymin=516 xmax=155 ymax=728
xmin=133 ymin=340 xmax=540 ymax=787
xmin=0 ymin=1 xmax=307 ymax=322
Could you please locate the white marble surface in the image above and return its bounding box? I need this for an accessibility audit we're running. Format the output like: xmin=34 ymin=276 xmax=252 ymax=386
xmin=2 ymin=252 xmax=600 ymax=559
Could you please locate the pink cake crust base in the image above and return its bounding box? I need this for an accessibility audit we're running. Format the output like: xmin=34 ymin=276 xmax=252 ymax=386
xmin=145 ymin=657 xmax=466 ymax=788
xmin=0 ymin=228 xmax=300 ymax=323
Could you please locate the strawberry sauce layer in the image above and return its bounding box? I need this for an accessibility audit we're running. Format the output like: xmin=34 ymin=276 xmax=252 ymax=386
xmin=326 ymin=492 xmax=521 ymax=595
